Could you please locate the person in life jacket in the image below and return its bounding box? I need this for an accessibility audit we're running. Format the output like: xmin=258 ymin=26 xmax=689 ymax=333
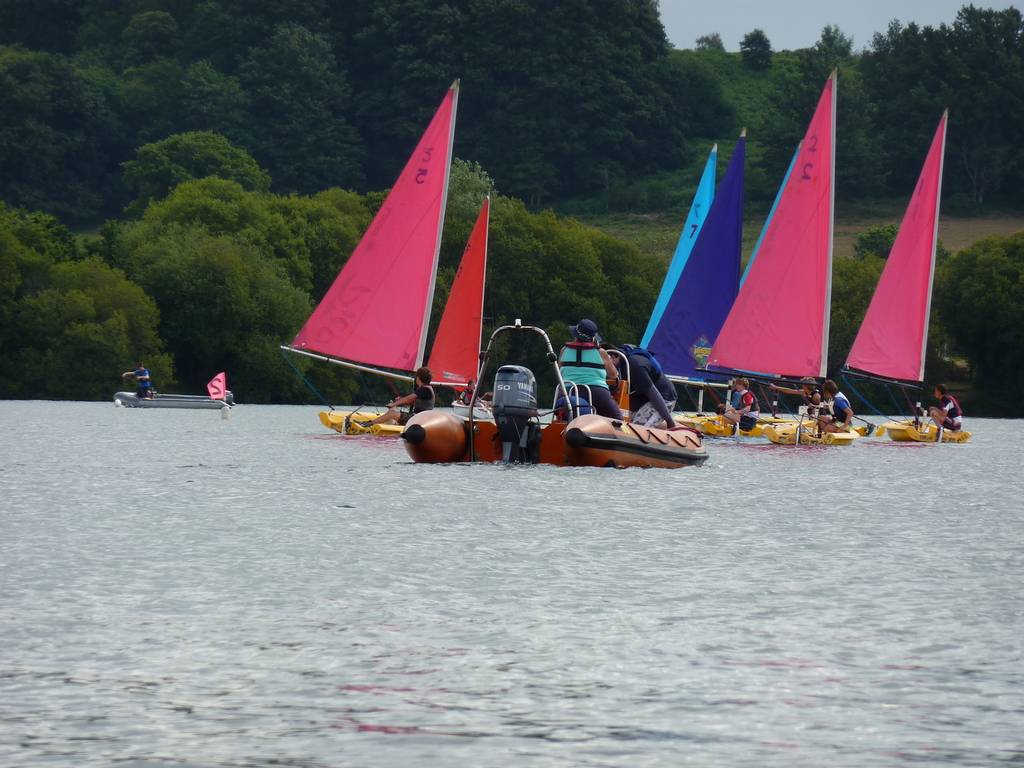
xmin=723 ymin=377 xmax=759 ymax=431
xmin=122 ymin=362 xmax=154 ymax=399
xmin=558 ymin=319 xmax=622 ymax=419
xmin=818 ymin=379 xmax=853 ymax=432
xmin=928 ymin=383 xmax=963 ymax=431
xmin=360 ymin=366 xmax=434 ymax=428
xmin=769 ymin=377 xmax=822 ymax=408
xmin=614 ymin=344 xmax=676 ymax=428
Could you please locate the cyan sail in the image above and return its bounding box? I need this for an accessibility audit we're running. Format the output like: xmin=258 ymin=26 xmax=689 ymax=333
xmin=641 ymin=145 xmax=717 ymax=346
xmin=741 ymin=144 xmax=799 ymax=287
xmin=648 ymin=136 xmax=745 ymax=380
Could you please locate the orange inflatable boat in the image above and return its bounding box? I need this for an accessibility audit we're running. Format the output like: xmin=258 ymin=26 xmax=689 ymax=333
xmin=400 ymin=322 xmax=708 ymax=469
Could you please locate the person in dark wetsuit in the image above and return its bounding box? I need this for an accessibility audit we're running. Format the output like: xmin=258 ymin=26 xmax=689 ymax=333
xmin=122 ymin=362 xmax=154 ymax=399
xmin=615 ymin=346 xmax=676 ymax=429
xmin=928 ymin=383 xmax=963 ymax=431
xmin=362 ymin=366 xmax=434 ymax=427
xmin=557 ymin=319 xmax=622 ymax=419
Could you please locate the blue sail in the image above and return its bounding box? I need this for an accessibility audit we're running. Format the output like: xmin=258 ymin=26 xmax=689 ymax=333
xmin=741 ymin=143 xmax=799 ymax=287
xmin=648 ymin=136 xmax=745 ymax=380
xmin=641 ymin=145 xmax=717 ymax=346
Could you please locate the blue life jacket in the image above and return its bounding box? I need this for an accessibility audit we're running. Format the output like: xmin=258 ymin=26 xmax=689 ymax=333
xmin=831 ymin=393 xmax=852 ymax=420
xmin=135 ymin=368 xmax=151 ymax=389
xmin=620 ymin=344 xmax=663 ymax=378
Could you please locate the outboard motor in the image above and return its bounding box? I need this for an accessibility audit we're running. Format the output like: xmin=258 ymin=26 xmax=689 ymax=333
xmin=492 ymin=365 xmax=540 ymax=463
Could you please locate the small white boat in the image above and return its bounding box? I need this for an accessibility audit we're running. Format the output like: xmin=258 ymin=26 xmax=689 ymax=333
xmin=452 ymin=402 xmax=493 ymax=421
xmin=114 ymin=391 xmax=234 ymax=409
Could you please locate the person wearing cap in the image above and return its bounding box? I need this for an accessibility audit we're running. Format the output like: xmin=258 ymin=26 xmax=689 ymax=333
xmin=769 ymin=377 xmax=822 ymax=408
xmin=558 ymin=319 xmax=622 ymax=419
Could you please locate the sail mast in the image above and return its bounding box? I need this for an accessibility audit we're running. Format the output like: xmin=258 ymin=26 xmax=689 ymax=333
xmin=416 ymin=79 xmax=460 ymax=369
xmin=918 ymin=109 xmax=948 ymax=381
xmin=819 ymin=69 xmax=837 ymax=378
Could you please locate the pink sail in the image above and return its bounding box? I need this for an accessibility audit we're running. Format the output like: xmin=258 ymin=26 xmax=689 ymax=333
xmin=207 ymin=371 xmax=226 ymax=400
xmin=708 ymin=74 xmax=836 ymax=378
xmin=427 ymin=197 xmax=489 ymax=388
xmin=290 ymin=83 xmax=459 ymax=372
xmin=847 ymin=113 xmax=948 ymax=382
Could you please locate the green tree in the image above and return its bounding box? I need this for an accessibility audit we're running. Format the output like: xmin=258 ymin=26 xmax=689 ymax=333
xmin=854 ymin=224 xmax=899 ymax=259
xmin=121 ymin=10 xmax=179 ymax=65
xmin=117 ymin=57 xmax=186 ymax=146
xmin=122 ymin=131 xmax=271 ymax=217
xmin=740 ymin=29 xmax=773 ymax=70
xmin=862 ymin=8 xmax=1024 ymax=204
xmin=0 ymin=47 xmax=116 ymax=221
xmin=0 ymin=0 xmax=82 ymax=53
xmin=123 ymin=227 xmax=311 ymax=401
xmin=695 ymin=33 xmax=725 ymax=52
xmin=238 ymin=23 xmax=364 ymax=193
xmin=936 ymin=232 xmax=1024 ymax=408
xmin=179 ymin=61 xmax=251 ymax=142
xmin=815 ymin=25 xmax=854 ymax=67
xmin=0 ymin=202 xmax=171 ymax=399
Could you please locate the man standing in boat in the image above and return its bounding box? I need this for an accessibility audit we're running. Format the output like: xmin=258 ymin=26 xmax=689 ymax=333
xmin=558 ymin=319 xmax=622 ymax=419
xmin=122 ymin=362 xmax=154 ymax=399
xmin=358 ymin=366 xmax=434 ymax=428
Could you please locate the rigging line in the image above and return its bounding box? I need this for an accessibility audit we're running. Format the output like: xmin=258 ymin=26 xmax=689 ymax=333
xmin=841 ymin=373 xmax=887 ymax=417
xmin=280 ymin=347 xmax=334 ymax=409
xmin=679 ymin=382 xmax=699 ymax=411
xmin=756 ymin=382 xmax=778 ymax=417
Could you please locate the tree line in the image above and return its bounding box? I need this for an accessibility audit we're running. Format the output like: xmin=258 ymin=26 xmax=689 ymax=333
xmin=3 ymin=2 xmax=1022 ymax=223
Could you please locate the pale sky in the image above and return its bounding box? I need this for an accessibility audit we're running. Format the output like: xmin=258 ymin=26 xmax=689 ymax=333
xmin=659 ymin=0 xmax=1004 ymax=52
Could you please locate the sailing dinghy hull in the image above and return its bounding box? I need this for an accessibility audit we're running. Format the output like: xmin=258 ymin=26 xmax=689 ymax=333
xmin=114 ymin=392 xmax=234 ymax=409
xmin=762 ymin=423 xmax=860 ymax=446
xmin=883 ymin=421 xmax=972 ymax=443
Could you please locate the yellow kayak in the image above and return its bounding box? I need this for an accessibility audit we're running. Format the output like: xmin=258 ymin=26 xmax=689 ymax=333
xmin=318 ymin=410 xmax=404 ymax=436
xmin=763 ymin=422 xmax=861 ymax=446
xmin=883 ymin=421 xmax=972 ymax=443
xmin=678 ymin=413 xmax=795 ymax=438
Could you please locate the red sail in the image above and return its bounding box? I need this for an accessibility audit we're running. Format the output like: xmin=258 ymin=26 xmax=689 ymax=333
xmin=290 ymin=83 xmax=458 ymax=372
xmin=707 ymin=74 xmax=836 ymax=378
xmin=427 ymin=197 xmax=489 ymax=387
xmin=847 ymin=113 xmax=947 ymax=382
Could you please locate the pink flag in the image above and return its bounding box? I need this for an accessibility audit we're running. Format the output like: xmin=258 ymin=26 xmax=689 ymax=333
xmin=708 ymin=73 xmax=836 ymax=378
xmin=846 ymin=112 xmax=947 ymax=382
xmin=207 ymin=372 xmax=227 ymax=400
xmin=291 ymin=82 xmax=459 ymax=372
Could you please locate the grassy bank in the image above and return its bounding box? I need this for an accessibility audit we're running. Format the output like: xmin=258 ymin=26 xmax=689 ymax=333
xmin=578 ymin=207 xmax=1024 ymax=264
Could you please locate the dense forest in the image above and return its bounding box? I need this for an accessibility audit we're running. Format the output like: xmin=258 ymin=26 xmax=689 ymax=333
xmin=1 ymin=1 xmax=1022 ymax=413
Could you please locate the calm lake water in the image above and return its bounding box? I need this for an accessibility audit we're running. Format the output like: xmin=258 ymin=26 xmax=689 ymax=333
xmin=1 ymin=400 xmax=1022 ymax=767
